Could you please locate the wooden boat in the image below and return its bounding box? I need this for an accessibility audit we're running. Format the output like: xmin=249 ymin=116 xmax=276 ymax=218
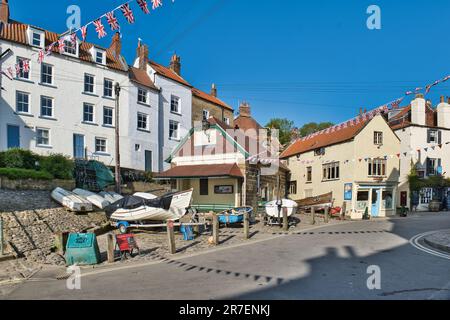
xmin=296 ymin=192 xmax=333 ymax=209
xmin=265 ymin=199 xmax=298 ymax=218
xmin=218 ymin=207 xmax=253 ymax=224
xmin=106 ymin=189 xmax=193 ymax=222
xmin=51 ymin=187 xmax=93 ymax=212
xmin=73 ymin=188 xmax=110 ymax=209
xmin=133 ymin=192 xmax=158 ymax=200
xmin=99 ymin=191 xmax=123 ymax=204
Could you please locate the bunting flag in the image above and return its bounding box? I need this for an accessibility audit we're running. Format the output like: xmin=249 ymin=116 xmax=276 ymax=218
xmin=106 ymin=12 xmax=120 ymax=31
xmin=37 ymin=50 xmax=45 ymax=63
xmin=6 ymin=66 xmax=14 ymax=79
xmin=81 ymin=25 xmax=88 ymax=41
xmin=137 ymin=0 xmax=150 ymax=14
xmin=151 ymin=0 xmax=163 ymax=10
xmin=443 ymin=75 xmax=450 ymax=82
xmin=15 ymin=63 xmax=21 ymax=76
xmin=93 ymin=19 xmax=107 ymax=38
xmin=121 ymin=4 xmax=135 ymax=24
xmin=22 ymin=59 xmax=30 ymax=73
xmin=70 ymin=32 xmax=77 ymax=45
xmin=58 ymin=38 xmax=65 ymax=54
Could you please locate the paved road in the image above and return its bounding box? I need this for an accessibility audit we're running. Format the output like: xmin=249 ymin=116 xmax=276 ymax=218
xmin=3 ymin=213 xmax=450 ymax=300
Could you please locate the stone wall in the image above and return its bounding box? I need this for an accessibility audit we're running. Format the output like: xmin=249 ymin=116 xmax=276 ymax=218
xmin=0 ymin=177 xmax=75 ymax=191
xmin=192 ymin=96 xmax=234 ymax=127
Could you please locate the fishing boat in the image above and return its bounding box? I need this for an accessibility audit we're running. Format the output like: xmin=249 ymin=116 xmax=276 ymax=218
xmin=105 ymin=189 xmax=193 ymax=223
xmin=99 ymin=191 xmax=123 ymax=204
xmin=296 ymin=192 xmax=333 ymax=211
xmin=265 ymin=199 xmax=298 ymax=218
xmin=218 ymin=207 xmax=253 ymax=224
xmin=72 ymin=188 xmax=110 ymax=209
xmin=51 ymin=187 xmax=93 ymax=212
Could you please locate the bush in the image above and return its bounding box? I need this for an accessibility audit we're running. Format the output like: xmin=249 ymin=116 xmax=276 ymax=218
xmin=39 ymin=154 xmax=74 ymax=180
xmin=0 ymin=168 xmax=53 ymax=180
xmin=0 ymin=148 xmax=40 ymax=170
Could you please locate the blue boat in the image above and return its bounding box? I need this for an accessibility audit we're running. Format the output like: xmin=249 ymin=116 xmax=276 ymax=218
xmin=218 ymin=207 xmax=253 ymax=224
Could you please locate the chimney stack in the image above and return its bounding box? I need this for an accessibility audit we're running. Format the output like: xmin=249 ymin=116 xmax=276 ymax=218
xmin=411 ymin=95 xmax=426 ymax=126
xmin=211 ymin=83 xmax=217 ymax=97
xmin=440 ymin=96 xmax=445 ymax=103
xmin=359 ymin=107 xmax=363 ymax=115
xmin=109 ymin=32 xmax=122 ymax=58
xmin=136 ymin=40 xmax=149 ymax=71
xmin=0 ymin=0 xmax=9 ymax=24
xmin=169 ymin=54 xmax=181 ymax=75
xmin=239 ymin=102 xmax=251 ymax=117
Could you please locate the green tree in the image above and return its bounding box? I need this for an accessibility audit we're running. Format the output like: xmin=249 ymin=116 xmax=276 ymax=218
xmin=265 ymin=118 xmax=294 ymax=146
xmin=299 ymin=122 xmax=334 ymax=137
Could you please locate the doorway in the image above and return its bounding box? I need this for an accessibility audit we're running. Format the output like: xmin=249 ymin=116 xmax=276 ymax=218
xmin=73 ymin=134 xmax=85 ymax=159
xmin=371 ymin=189 xmax=381 ymax=217
xmin=144 ymin=150 xmax=152 ymax=173
xmin=7 ymin=124 xmax=20 ymax=149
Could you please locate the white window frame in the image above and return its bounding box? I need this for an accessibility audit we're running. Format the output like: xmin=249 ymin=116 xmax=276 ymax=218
xmin=36 ymin=128 xmax=50 ymax=147
xmin=41 ymin=63 xmax=53 ymax=85
xmin=40 ymin=96 xmax=54 ymax=118
xmin=224 ymin=117 xmax=230 ymax=125
xmin=84 ymin=74 xmax=95 ymax=94
xmin=103 ymin=107 xmax=114 ymax=126
xmin=428 ymin=130 xmax=438 ymax=144
xmin=27 ymin=27 xmax=45 ymax=48
xmin=95 ymin=137 xmax=107 ymax=154
xmin=83 ymin=103 xmax=95 ymax=123
xmin=91 ymin=47 xmax=106 ymax=65
xmin=16 ymin=91 xmax=30 ymax=114
xmin=170 ymin=95 xmax=181 ymax=114
xmin=322 ymin=162 xmax=340 ymax=181
xmin=137 ymin=112 xmax=149 ymax=131
xmin=63 ymin=39 xmax=78 ymax=57
xmin=137 ymin=87 xmax=148 ymax=104
xmin=16 ymin=57 xmax=30 ymax=80
xmin=368 ymin=158 xmax=387 ymax=177
xmin=169 ymin=120 xmax=180 ymax=141
xmin=202 ymin=109 xmax=210 ymax=120
xmin=374 ymin=131 xmax=383 ymax=145
xmin=104 ymin=79 xmax=114 ymax=98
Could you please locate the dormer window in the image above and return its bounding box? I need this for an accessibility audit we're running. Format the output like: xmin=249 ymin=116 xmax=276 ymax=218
xmin=64 ymin=40 xmax=77 ymax=56
xmin=28 ymin=27 xmax=45 ymax=48
xmin=91 ymin=47 xmax=106 ymax=65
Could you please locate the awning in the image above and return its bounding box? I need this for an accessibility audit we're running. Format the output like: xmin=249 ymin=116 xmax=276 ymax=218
xmin=155 ymin=163 xmax=244 ymax=179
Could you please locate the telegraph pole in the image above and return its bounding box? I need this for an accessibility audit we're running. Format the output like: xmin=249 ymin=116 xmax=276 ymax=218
xmin=114 ymin=82 xmax=121 ymax=194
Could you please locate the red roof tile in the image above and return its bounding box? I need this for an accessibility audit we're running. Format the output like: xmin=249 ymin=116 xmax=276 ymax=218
xmin=129 ymin=67 xmax=158 ymax=91
xmin=280 ymin=120 xmax=369 ymax=159
xmin=156 ymin=163 xmax=244 ymax=179
xmin=0 ymin=20 xmax=128 ymax=72
xmin=192 ymin=88 xmax=233 ymax=111
xmin=234 ymin=115 xmax=263 ymax=132
xmin=149 ymin=60 xmax=192 ymax=87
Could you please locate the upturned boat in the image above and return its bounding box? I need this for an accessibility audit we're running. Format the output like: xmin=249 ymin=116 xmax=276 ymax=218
xmin=265 ymin=199 xmax=298 ymax=218
xmin=51 ymin=187 xmax=93 ymax=212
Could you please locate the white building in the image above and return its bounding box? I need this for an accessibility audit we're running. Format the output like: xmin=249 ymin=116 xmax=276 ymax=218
xmin=389 ymin=94 xmax=450 ymax=211
xmin=133 ymin=42 xmax=193 ymax=171
xmin=0 ymin=1 xmax=160 ymax=172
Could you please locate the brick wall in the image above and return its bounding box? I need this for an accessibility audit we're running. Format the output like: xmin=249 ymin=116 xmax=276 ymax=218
xmin=192 ymin=96 xmax=234 ymax=127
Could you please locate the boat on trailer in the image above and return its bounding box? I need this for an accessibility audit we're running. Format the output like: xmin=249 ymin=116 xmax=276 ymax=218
xmin=51 ymin=187 xmax=93 ymax=212
xmin=105 ymin=189 xmax=194 ymax=224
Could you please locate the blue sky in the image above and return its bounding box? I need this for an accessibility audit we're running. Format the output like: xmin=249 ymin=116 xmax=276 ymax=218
xmin=10 ymin=0 xmax=450 ymax=127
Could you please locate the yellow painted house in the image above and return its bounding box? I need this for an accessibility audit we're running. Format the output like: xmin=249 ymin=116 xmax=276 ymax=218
xmin=281 ymin=114 xmax=401 ymax=219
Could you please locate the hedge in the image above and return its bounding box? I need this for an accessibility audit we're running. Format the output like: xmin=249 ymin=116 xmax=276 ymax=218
xmin=0 ymin=168 xmax=53 ymax=180
xmin=39 ymin=154 xmax=74 ymax=180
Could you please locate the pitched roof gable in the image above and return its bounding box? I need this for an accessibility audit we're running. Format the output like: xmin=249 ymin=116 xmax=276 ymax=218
xmin=192 ymin=87 xmax=233 ymax=111
xmin=149 ymin=60 xmax=192 ymax=87
xmin=129 ymin=67 xmax=158 ymax=91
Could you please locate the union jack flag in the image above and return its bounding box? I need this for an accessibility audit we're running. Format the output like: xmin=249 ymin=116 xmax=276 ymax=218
xmin=390 ymin=97 xmax=403 ymax=109
xmin=121 ymin=4 xmax=135 ymax=24
xmin=93 ymin=19 xmax=107 ymax=38
xmin=81 ymin=25 xmax=88 ymax=41
xmin=70 ymin=33 xmax=77 ymax=45
xmin=22 ymin=59 xmax=30 ymax=73
xmin=37 ymin=50 xmax=45 ymax=63
xmin=151 ymin=0 xmax=162 ymax=10
xmin=106 ymin=12 xmax=120 ymax=31
xmin=15 ymin=63 xmax=21 ymax=76
xmin=7 ymin=66 xmax=14 ymax=79
xmin=137 ymin=0 xmax=150 ymax=14
xmin=58 ymin=38 xmax=65 ymax=54
xmin=425 ymin=84 xmax=432 ymax=94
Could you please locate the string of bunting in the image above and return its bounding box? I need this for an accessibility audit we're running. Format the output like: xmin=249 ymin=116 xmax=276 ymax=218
xmin=1 ymin=0 xmax=171 ymax=80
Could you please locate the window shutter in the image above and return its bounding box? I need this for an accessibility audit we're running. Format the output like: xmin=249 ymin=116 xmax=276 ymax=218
xmin=438 ymin=130 xmax=442 ymax=144
xmin=427 ymin=130 xmax=431 ymax=143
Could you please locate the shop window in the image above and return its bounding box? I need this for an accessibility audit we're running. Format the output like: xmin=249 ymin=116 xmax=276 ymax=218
xmin=382 ymin=190 xmax=393 ymax=209
xmin=357 ymin=190 xmax=369 ymax=211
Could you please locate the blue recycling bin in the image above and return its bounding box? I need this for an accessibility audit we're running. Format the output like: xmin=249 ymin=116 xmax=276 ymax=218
xmin=65 ymin=233 xmax=101 ymax=266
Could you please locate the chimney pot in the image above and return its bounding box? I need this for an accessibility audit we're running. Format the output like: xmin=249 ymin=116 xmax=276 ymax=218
xmin=211 ymin=83 xmax=217 ymax=97
xmin=239 ymin=102 xmax=251 ymax=117
xmin=169 ymin=54 xmax=181 ymax=75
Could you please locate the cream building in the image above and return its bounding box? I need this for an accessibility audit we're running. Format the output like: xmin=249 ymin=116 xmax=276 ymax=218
xmin=281 ymin=115 xmax=400 ymax=220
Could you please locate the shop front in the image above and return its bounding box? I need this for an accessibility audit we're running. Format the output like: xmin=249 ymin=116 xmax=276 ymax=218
xmin=353 ymin=182 xmax=397 ymax=219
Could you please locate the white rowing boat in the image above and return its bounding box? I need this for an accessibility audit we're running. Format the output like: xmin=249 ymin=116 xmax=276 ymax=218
xmin=265 ymin=199 xmax=298 ymax=218
xmin=99 ymin=191 xmax=123 ymax=204
xmin=73 ymin=188 xmax=110 ymax=209
xmin=106 ymin=189 xmax=193 ymax=222
xmin=51 ymin=187 xmax=93 ymax=212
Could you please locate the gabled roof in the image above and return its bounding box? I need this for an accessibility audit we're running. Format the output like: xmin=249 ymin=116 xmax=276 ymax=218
xmin=0 ymin=20 xmax=128 ymax=72
xmin=149 ymin=60 xmax=192 ymax=87
xmin=234 ymin=114 xmax=263 ymax=131
xmin=192 ymin=87 xmax=233 ymax=111
xmin=281 ymin=120 xmax=370 ymax=159
xmin=388 ymin=104 xmax=437 ymax=130
xmin=129 ymin=67 xmax=158 ymax=91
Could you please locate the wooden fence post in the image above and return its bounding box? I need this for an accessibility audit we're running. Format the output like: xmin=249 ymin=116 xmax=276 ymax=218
xmin=342 ymin=201 xmax=347 ymax=220
xmin=311 ymin=207 xmax=316 ymax=225
xmin=243 ymin=212 xmax=250 ymax=240
xmin=54 ymin=232 xmax=69 ymax=255
xmin=167 ymin=220 xmax=176 ymax=254
xmin=283 ymin=207 xmax=289 ymax=231
xmin=212 ymin=213 xmax=219 ymax=245
xmin=107 ymin=233 xmax=115 ymax=263
xmin=324 ymin=207 xmax=329 ymax=223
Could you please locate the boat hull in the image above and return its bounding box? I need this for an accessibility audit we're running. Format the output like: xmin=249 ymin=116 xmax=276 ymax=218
xmin=73 ymin=188 xmax=110 ymax=209
xmin=51 ymin=187 xmax=93 ymax=212
xmin=265 ymin=199 xmax=298 ymax=218
xmin=99 ymin=191 xmax=123 ymax=204
xmin=110 ymin=189 xmax=193 ymax=222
